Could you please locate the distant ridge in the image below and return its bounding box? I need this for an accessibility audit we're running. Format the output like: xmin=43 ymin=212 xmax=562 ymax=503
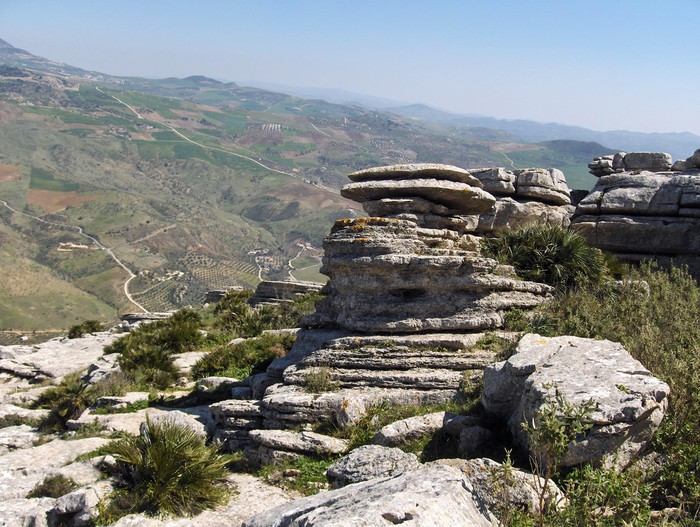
xmin=389 ymin=104 xmax=700 ymax=160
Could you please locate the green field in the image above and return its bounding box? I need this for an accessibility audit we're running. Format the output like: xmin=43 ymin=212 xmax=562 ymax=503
xmin=29 ymin=167 xmax=80 ymax=191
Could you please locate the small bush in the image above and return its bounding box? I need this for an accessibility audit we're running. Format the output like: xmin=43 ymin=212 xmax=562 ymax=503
xmin=104 ymin=308 xmax=203 ymax=389
xmin=482 ymin=225 xmax=608 ymax=290
xmin=26 ymin=474 xmax=78 ymax=498
xmin=304 ymin=367 xmax=339 ymax=393
xmin=258 ymin=454 xmax=336 ymax=496
xmin=191 ymin=333 xmax=294 ymax=380
xmin=99 ymin=418 xmax=230 ymax=519
xmin=68 ymin=320 xmax=104 ymax=339
xmin=33 ymin=372 xmax=94 ymax=432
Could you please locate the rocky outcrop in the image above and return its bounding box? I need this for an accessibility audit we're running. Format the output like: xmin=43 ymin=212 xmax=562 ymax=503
xmin=482 ymin=334 xmax=669 ymax=470
xmin=212 ymin=164 xmax=560 ymax=459
xmin=243 ymin=464 xmax=497 ymax=527
xmin=248 ymin=280 xmax=323 ymax=308
xmin=572 ymin=156 xmax=700 ymax=274
xmin=588 ymin=152 xmax=673 ymax=177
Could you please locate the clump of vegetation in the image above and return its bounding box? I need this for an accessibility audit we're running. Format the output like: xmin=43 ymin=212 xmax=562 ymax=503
xmin=258 ymin=454 xmax=337 ymax=496
xmin=191 ymin=333 xmax=294 ymax=379
xmin=304 ymin=367 xmax=339 ymax=393
xmin=522 ymin=384 xmax=596 ymax=524
xmin=482 ymin=225 xmax=608 ymax=290
xmin=26 ymin=474 xmax=78 ymax=498
xmin=98 ymin=418 xmax=230 ymax=521
xmin=213 ymin=289 xmax=322 ymax=338
xmin=473 ymin=332 xmax=519 ymax=360
xmin=68 ymin=319 xmax=104 ymax=339
xmin=105 ymin=309 xmax=203 ymax=388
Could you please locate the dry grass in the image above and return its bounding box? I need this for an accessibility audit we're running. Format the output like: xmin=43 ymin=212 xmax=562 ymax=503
xmin=0 ymin=163 xmax=20 ymax=181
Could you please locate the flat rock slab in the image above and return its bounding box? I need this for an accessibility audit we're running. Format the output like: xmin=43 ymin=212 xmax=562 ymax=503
xmin=482 ymin=334 xmax=669 ymax=469
xmin=67 ymin=405 xmax=214 ymax=436
xmin=0 ymin=331 xmax=120 ymax=382
xmin=243 ymin=464 xmax=496 ymax=527
xmin=0 ymin=436 xmax=108 ymax=500
xmin=248 ymin=429 xmax=348 ymax=456
xmin=0 ymin=497 xmax=56 ymax=527
xmin=341 ymin=179 xmax=496 ymax=214
xmin=326 ymin=445 xmax=419 ymax=488
xmin=348 ymin=163 xmax=483 ymax=186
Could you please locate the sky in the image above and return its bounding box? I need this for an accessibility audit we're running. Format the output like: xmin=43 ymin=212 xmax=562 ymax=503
xmin=1 ymin=0 xmax=699 ymax=135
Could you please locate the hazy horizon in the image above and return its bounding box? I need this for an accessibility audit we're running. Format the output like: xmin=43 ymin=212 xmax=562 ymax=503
xmin=2 ymin=0 xmax=699 ymax=135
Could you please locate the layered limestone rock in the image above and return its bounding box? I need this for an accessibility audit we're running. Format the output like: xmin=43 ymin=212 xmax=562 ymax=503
xmin=211 ymin=164 xmax=558 ymax=460
xmin=572 ymin=157 xmax=700 ymax=274
xmin=469 ymin=167 xmax=573 ymax=233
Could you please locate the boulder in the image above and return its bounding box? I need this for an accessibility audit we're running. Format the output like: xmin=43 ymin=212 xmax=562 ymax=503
xmin=243 ymin=464 xmax=497 ymax=527
xmin=475 ymin=197 xmax=572 ymax=234
xmin=623 ymin=152 xmax=673 ymax=171
xmin=325 ymin=445 xmax=420 ymax=488
xmin=482 ymin=334 xmax=669 ymax=469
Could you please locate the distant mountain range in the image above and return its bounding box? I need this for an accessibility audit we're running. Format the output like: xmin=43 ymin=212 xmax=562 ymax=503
xmin=387 ymin=104 xmax=700 ymax=161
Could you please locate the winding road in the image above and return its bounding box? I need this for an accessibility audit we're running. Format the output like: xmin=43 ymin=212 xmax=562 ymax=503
xmin=0 ymin=200 xmax=148 ymax=313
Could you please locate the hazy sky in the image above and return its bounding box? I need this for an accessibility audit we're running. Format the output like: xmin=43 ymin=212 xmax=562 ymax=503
xmin=2 ymin=0 xmax=699 ymax=134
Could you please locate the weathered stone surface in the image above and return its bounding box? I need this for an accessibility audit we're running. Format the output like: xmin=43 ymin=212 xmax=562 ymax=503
xmin=363 ymin=196 xmax=454 ymax=217
xmin=482 ymin=334 xmax=669 ymax=469
xmin=686 ymin=149 xmax=700 ymax=169
xmin=572 ymin=170 xmax=700 ymax=269
xmin=341 ymin=179 xmax=496 ymax=214
xmin=0 ymin=424 xmax=41 ymax=453
xmin=373 ymin=411 xmax=476 ymax=447
xmin=0 ymin=437 xmax=108 ymax=500
xmin=48 ymin=481 xmax=112 ymax=527
xmin=81 ymin=353 xmax=120 ymax=385
xmin=310 ymin=218 xmax=552 ymax=334
xmin=93 ymin=391 xmax=149 ymax=411
xmin=67 ymin=406 xmax=214 ymax=436
xmin=623 ymin=152 xmax=673 ymax=171
xmin=348 ymin=163 xmax=483 ymax=186
xmin=514 ymin=168 xmax=571 ymax=205
xmin=0 ymin=497 xmax=54 ymax=527
xmin=0 ymin=332 xmax=120 ymax=382
xmin=0 ymin=403 xmax=49 ymax=423
xmin=572 ymin=214 xmax=700 ymax=255
xmin=325 ymin=445 xmax=420 ymax=488
xmin=470 ymin=167 xmax=517 ymax=194
xmin=243 ymin=464 xmax=497 ymax=527
xmin=435 ymin=458 xmax=565 ymax=515
xmin=195 ymin=376 xmax=241 ymax=395
xmin=248 ymin=429 xmax=348 ymax=456
xmin=333 ymin=396 xmax=366 ymax=428
xmin=172 ymin=351 xmax=208 ymax=374
xmin=475 ymin=197 xmax=572 ymax=233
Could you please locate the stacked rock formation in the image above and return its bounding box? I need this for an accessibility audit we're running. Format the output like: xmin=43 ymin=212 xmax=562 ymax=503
xmin=211 ymin=164 xmax=557 ymax=463
xmin=469 ymin=167 xmax=573 ymax=233
xmin=573 ymin=151 xmax=700 ymax=275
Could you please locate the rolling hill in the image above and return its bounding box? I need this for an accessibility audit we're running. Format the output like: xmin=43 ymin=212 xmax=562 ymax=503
xmin=0 ymin=38 xmax=617 ymax=335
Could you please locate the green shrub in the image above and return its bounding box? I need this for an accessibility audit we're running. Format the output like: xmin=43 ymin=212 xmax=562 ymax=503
xmin=304 ymin=367 xmax=339 ymax=393
xmin=191 ymin=333 xmax=294 ymax=380
xmin=258 ymin=454 xmax=336 ymax=496
xmin=68 ymin=320 xmax=104 ymax=339
xmin=26 ymin=474 xmax=78 ymax=498
xmin=482 ymin=225 xmax=608 ymax=290
xmin=99 ymin=418 xmax=229 ymax=519
xmin=33 ymin=372 xmax=95 ymax=432
xmin=104 ymin=308 xmax=203 ymax=389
